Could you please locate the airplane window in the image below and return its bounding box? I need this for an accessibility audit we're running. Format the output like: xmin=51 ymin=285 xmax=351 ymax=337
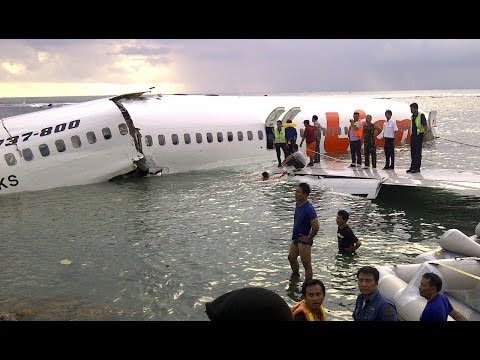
xmin=145 ymin=135 xmax=153 ymax=147
xmin=217 ymin=132 xmax=223 ymax=142
xmin=87 ymin=131 xmax=97 ymax=144
xmin=337 ymin=127 xmax=341 ymax=135
xmin=237 ymin=131 xmax=243 ymax=141
xmin=206 ymin=132 xmax=213 ymax=143
xmin=172 ymin=134 xmax=179 ymax=145
xmin=158 ymin=134 xmax=166 ymax=145
xmin=102 ymin=127 xmax=112 ymax=140
xmin=247 ymin=131 xmax=253 ymax=141
xmin=196 ymin=133 xmax=202 ymax=143
xmin=329 ymin=127 xmax=334 ymax=136
xmin=4 ymin=153 xmax=17 ymax=166
xmin=227 ymin=132 xmax=233 ymax=142
xmin=55 ymin=140 xmax=66 ymax=152
xmin=257 ymin=130 xmax=264 ymax=140
xmin=344 ymin=126 xmax=348 ymax=135
xmin=22 ymin=148 xmax=34 ymax=161
xmin=118 ymin=123 xmax=128 ymax=135
xmin=71 ymin=135 xmax=82 ymax=148
xmin=39 ymin=144 xmax=50 ymax=157
xmin=184 ymin=133 xmax=191 ymax=144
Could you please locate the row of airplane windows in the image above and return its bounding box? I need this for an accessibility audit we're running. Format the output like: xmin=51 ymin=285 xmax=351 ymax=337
xmin=144 ymin=130 xmax=264 ymax=146
xmin=3 ymin=123 xmax=268 ymax=166
xmin=3 ymin=124 xmax=129 ymax=167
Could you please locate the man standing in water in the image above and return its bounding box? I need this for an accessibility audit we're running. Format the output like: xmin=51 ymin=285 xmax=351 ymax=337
xmin=336 ymin=210 xmax=362 ymax=255
xmin=288 ymin=182 xmax=319 ymax=281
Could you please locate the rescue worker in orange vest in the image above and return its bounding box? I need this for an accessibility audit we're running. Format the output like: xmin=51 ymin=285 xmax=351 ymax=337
xmin=291 ymin=279 xmax=327 ymax=321
xmin=348 ymin=112 xmax=363 ymax=167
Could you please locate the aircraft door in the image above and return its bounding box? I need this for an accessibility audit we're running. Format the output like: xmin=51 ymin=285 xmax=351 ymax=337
xmin=281 ymin=107 xmax=301 ymax=122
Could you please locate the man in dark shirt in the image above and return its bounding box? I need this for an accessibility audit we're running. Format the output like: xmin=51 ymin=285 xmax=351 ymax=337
xmin=407 ymin=102 xmax=428 ymax=173
xmin=352 ymin=266 xmax=398 ymax=321
xmin=336 ymin=210 xmax=361 ymax=255
xmin=288 ymin=182 xmax=319 ymax=281
xmin=419 ymin=272 xmax=467 ymax=321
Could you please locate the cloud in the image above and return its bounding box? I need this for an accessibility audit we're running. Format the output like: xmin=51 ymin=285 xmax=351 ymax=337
xmin=115 ymin=45 xmax=171 ymax=56
xmin=1 ymin=61 xmax=26 ymax=75
xmin=0 ymin=39 xmax=479 ymax=96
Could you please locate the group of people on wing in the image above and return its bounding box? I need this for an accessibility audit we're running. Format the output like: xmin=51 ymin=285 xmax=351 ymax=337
xmin=274 ymin=102 xmax=428 ymax=174
xmin=273 ymin=115 xmax=323 ymax=170
xmin=348 ymin=102 xmax=428 ymax=172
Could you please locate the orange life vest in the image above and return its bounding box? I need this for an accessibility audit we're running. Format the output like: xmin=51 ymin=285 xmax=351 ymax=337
xmin=350 ymin=121 xmax=363 ymax=138
xmin=291 ymin=300 xmax=327 ymax=321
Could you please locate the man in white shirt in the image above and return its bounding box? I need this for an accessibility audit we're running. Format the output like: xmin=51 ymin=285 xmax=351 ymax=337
xmin=382 ymin=110 xmax=398 ymax=170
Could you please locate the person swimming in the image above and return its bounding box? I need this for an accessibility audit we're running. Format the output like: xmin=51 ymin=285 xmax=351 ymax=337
xmin=262 ymin=170 xmax=288 ymax=180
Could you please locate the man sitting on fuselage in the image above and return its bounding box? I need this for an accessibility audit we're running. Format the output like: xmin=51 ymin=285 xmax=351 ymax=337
xmin=281 ymin=143 xmax=307 ymax=172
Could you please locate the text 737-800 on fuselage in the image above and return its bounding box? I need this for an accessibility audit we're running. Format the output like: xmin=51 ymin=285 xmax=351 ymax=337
xmin=0 ymin=91 xmax=436 ymax=195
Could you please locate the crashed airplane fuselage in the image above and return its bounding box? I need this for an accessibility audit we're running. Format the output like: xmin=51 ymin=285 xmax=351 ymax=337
xmin=0 ymin=91 xmax=431 ymax=195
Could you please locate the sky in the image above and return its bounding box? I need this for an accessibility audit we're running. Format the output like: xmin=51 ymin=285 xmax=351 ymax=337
xmin=1 ymin=39 xmax=480 ymax=97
